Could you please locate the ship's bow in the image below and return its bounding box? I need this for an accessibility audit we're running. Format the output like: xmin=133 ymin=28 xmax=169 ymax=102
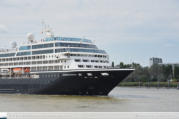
xmin=39 ymin=69 xmax=134 ymax=96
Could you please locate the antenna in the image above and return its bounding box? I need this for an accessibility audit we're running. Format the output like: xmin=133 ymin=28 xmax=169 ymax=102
xmin=41 ymin=20 xmax=47 ymax=35
xmin=41 ymin=20 xmax=54 ymax=37
xmin=41 ymin=20 xmax=45 ymax=34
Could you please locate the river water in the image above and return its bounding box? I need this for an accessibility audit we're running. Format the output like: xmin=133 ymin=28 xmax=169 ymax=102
xmin=0 ymin=87 xmax=179 ymax=112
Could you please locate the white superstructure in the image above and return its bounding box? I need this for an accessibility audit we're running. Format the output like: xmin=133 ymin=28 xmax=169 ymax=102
xmin=0 ymin=33 xmax=110 ymax=74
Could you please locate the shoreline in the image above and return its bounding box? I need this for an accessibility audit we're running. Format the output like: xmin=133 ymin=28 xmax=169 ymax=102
xmin=118 ymin=82 xmax=179 ymax=88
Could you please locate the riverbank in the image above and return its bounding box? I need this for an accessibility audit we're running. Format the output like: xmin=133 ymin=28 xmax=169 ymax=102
xmin=119 ymin=82 xmax=179 ymax=88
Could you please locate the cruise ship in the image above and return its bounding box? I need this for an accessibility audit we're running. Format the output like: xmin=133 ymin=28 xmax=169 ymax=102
xmin=0 ymin=27 xmax=133 ymax=95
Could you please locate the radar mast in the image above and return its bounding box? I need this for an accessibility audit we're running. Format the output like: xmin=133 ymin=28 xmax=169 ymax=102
xmin=41 ymin=20 xmax=54 ymax=38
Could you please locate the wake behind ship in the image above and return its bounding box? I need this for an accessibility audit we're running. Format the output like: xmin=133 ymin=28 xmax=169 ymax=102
xmin=0 ymin=26 xmax=133 ymax=95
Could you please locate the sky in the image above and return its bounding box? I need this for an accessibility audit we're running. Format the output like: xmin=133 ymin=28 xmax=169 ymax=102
xmin=0 ymin=0 xmax=179 ymax=66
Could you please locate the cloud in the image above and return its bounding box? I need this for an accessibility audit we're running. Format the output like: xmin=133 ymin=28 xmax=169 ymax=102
xmin=0 ymin=24 xmax=8 ymax=33
xmin=0 ymin=0 xmax=179 ymax=65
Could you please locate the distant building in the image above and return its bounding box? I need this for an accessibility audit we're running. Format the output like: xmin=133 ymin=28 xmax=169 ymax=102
xmin=149 ymin=57 xmax=163 ymax=66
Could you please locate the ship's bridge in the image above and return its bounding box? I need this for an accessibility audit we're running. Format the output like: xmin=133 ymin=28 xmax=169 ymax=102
xmin=44 ymin=37 xmax=92 ymax=43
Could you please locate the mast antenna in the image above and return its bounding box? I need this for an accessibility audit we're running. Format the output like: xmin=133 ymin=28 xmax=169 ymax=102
xmin=41 ymin=20 xmax=54 ymax=37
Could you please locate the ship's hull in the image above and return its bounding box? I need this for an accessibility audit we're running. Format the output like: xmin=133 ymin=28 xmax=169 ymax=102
xmin=0 ymin=69 xmax=133 ymax=95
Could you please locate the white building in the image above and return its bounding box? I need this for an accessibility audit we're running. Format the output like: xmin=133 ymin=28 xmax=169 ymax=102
xmin=149 ymin=57 xmax=163 ymax=66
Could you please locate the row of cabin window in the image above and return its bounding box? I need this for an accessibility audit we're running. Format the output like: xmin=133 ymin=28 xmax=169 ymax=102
xmin=75 ymin=59 xmax=109 ymax=63
xmin=78 ymin=65 xmax=107 ymax=69
xmin=0 ymin=50 xmax=53 ymax=58
xmin=9 ymin=50 xmax=54 ymax=56
xmin=69 ymin=54 xmax=107 ymax=58
xmin=0 ymin=48 xmax=106 ymax=60
xmin=32 ymin=43 xmax=53 ymax=49
xmin=19 ymin=44 xmax=53 ymax=50
xmin=0 ymin=55 xmax=62 ymax=62
xmin=0 ymin=60 xmax=67 ymax=66
xmin=55 ymin=48 xmax=106 ymax=54
xmin=31 ymin=65 xmax=69 ymax=71
xmin=23 ymin=48 xmax=106 ymax=55
xmin=17 ymin=48 xmax=106 ymax=56
xmin=55 ymin=43 xmax=97 ymax=49
xmin=0 ymin=50 xmax=52 ymax=58
xmin=17 ymin=52 xmax=31 ymax=56
xmin=0 ymin=53 xmax=107 ymax=63
xmin=0 ymin=53 xmax=15 ymax=57
xmin=0 ymin=55 xmax=46 ymax=62
xmin=32 ymin=49 xmax=53 ymax=55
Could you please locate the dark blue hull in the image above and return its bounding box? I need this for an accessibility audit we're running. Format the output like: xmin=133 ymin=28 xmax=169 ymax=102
xmin=0 ymin=69 xmax=133 ymax=95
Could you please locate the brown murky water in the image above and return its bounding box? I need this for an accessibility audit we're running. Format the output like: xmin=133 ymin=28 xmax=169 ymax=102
xmin=0 ymin=87 xmax=179 ymax=112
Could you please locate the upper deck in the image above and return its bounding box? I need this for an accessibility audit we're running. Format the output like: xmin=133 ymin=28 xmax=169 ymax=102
xmin=0 ymin=36 xmax=107 ymax=58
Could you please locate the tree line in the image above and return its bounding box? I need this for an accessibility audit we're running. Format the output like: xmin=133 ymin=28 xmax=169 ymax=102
xmin=114 ymin=62 xmax=179 ymax=82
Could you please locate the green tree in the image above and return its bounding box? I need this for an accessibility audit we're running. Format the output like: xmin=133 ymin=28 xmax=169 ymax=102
xmin=119 ymin=62 xmax=124 ymax=68
xmin=112 ymin=61 xmax=114 ymax=68
xmin=149 ymin=64 xmax=164 ymax=81
xmin=174 ymin=66 xmax=179 ymax=81
xmin=161 ymin=65 xmax=172 ymax=81
xmin=118 ymin=62 xmax=177 ymax=83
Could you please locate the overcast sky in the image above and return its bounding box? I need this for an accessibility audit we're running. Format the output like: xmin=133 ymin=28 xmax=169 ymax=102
xmin=0 ymin=0 xmax=179 ymax=66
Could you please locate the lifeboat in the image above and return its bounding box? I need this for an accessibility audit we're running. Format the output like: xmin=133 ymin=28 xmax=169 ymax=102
xmin=24 ymin=67 xmax=30 ymax=73
xmin=13 ymin=67 xmax=30 ymax=74
xmin=13 ymin=68 xmax=22 ymax=73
